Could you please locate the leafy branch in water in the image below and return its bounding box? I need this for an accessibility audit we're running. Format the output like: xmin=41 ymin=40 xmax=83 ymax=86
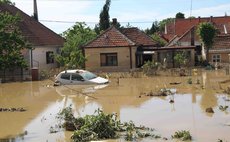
xmin=172 ymin=130 xmax=192 ymax=141
xmin=57 ymin=106 xmax=160 ymax=142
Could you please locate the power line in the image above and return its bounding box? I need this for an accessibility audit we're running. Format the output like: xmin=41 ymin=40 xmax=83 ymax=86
xmin=40 ymin=19 xmax=154 ymax=24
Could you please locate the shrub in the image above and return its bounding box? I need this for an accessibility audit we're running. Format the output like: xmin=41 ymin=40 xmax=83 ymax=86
xmin=172 ymin=130 xmax=192 ymax=141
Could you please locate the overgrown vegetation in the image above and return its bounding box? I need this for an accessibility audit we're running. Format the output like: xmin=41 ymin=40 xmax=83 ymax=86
xmin=172 ymin=130 xmax=192 ymax=141
xmin=142 ymin=60 xmax=161 ymax=75
xmin=55 ymin=22 xmax=96 ymax=69
xmin=197 ymin=22 xmax=216 ymax=62
xmin=174 ymin=52 xmax=187 ymax=68
xmin=150 ymin=33 xmax=167 ymax=46
xmin=57 ymin=106 xmax=161 ymax=142
xmin=0 ymin=11 xmax=31 ymax=81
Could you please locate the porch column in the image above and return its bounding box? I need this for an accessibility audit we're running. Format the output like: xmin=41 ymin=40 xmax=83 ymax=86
xmin=190 ymin=49 xmax=195 ymax=66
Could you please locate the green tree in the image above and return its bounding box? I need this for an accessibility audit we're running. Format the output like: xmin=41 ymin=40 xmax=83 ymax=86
xmin=55 ymin=22 xmax=96 ymax=69
xmin=0 ymin=12 xmax=31 ymax=76
xmin=0 ymin=0 xmax=14 ymax=5
xmin=197 ymin=22 xmax=216 ymax=62
xmin=176 ymin=12 xmax=185 ymax=19
xmin=99 ymin=0 xmax=111 ymax=31
xmin=150 ymin=33 xmax=167 ymax=47
xmin=158 ymin=18 xmax=174 ymax=32
xmin=145 ymin=21 xmax=159 ymax=35
xmin=174 ymin=52 xmax=187 ymax=68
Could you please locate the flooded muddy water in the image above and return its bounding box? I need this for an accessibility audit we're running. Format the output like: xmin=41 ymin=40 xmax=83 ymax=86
xmin=0 ymin=69 xmax=230 ymax=142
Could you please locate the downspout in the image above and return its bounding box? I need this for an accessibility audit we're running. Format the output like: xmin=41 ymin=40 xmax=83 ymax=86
xmin=30 ymin=49 xmax=33 ymax=68
xmin=129 ymin=46 xmax=132 ymax=69
xmin=172 ymin=50 xmax=175 ymax=68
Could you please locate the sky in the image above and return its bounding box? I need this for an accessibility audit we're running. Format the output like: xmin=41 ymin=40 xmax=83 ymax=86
xmin=11 ymin=0 xmax=230 ymax=34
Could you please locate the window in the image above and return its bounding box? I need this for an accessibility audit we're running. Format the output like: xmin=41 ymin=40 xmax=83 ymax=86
xmin=46 ymin=51 xmax=54 ymax=64
xmin=100 ymin=53 xmax=118 ymax=66
xmin=71 ymin=74 xmax=84 ymax=81
xmin=212 ymin=54 xmax=221 ymax=62
xmin=60 ymin=73 xmax=70 ymax=80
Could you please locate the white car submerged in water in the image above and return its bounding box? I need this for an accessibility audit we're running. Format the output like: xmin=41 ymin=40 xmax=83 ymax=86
xmin=54 ymin=69 xmax=109 ymax=85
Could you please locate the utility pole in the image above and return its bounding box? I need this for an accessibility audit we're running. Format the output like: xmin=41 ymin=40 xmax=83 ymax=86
xmin=33 ymin=0 xmax=38 ymax=21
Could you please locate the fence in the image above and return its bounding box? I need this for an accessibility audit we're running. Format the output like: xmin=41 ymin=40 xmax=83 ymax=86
xmin=0 ymin=68 xmax=31 ymax=83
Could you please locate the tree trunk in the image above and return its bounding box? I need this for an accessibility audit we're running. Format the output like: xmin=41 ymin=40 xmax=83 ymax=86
xmin=206 ymin=46 xmax=209 ymax=63
xmin=201 ymin=44 xmax=206 ymax=61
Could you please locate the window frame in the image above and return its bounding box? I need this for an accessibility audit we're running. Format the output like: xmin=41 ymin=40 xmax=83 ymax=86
xmin=46 ymin=51 xmax=54 ymax=64
xmin=100 ymin=53 xmax=118 ymax=66
xmin=212 ymin=54 xmax=221 ymax=63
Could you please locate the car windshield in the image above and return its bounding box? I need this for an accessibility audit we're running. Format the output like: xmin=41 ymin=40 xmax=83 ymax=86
xmin=80 ymin=71 xmax=97 ymax=80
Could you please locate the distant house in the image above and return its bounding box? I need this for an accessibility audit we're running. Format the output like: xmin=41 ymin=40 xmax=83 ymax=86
xmin=210 ymin=34 xmax=230 ymax=65
xmin=164 ymin=16 xmax=230 ymax=65
xmin=0 ymin=3 xmax=64 ymax=80
xmin=83 ymin=19 xmax=195 ymax=72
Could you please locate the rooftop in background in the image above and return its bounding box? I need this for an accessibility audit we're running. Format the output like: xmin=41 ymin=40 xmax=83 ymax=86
xmin=164 ymin=16 xmax=230 ymax=41
xmin=84 ymin=26 xmax=158 ymax=48
xmin=0 ymin=3 xmax=64 ymax=46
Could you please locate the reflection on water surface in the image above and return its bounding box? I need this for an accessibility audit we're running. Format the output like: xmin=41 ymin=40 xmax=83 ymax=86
xmin=0 ymin=69 xmax=230 ymax=142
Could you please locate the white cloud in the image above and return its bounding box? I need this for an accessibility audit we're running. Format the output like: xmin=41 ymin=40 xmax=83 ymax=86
xmin=190 ymin=4 xmax=230 ymax=17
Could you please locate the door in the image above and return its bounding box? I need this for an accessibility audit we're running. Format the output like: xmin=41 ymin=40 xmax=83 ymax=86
xmin=59 ymin=73 xmax=71 ymax=84
xmin=71 ymin=73 xmax=86 ymax=84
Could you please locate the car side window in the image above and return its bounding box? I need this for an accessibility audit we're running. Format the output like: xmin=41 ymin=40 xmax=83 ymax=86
xmin=71 ymin=73 xmax=84 ymax=81
xmin=60 ymin=73 xmax=71 ymax=80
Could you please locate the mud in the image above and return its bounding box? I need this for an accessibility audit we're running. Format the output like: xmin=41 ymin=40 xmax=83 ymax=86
xmin=0 ymin=69 xmax=230 ymax=142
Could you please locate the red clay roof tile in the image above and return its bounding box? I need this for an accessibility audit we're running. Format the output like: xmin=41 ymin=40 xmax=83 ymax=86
xmin=84 ymin=26 xmax=135 ymax=48
xmin=0 ymin=3 xmax=64 ymax=46
xmin=164 ymin=16 xmax=230 ymax=41
xmin=212 ymin=34 xmax=230 ymax=49
xmin=122 ymin=27 xmax=158 ymax=46
xmin=84 ymin=26 xmax=158 ymax=48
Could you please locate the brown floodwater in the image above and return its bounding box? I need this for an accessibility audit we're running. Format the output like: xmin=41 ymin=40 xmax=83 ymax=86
xmin=0 ymin=69 xmax=230 ymax=142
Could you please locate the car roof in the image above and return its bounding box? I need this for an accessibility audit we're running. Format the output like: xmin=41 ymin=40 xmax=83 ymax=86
xmin=60 ymin=69 xmax=87 ymax=74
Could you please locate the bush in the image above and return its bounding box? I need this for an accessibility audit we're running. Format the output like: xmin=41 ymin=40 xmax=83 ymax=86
xmin=172 ymin=130 xmax=192 ymax=141
xmin=57 ymin=106 xmax=159 ymax=142
xmin=142 ymin=60 xmax=161 ymax=75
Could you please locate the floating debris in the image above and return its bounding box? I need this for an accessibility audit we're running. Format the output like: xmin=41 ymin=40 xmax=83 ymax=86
xmin=0 ymin=107 xmax=26 ymax=112
xmin=219 ymin=79 xmax=230 ymax=84
xmin=206 ymin=107 xmax=214 ymax=113
xmin=223 ymin=86 xmax=230 ymax=94
xmin=169 ymin=82 xmax=181 ymax=85
xmin=139 ymin=88 xmax=177 ymax=98
xmin=219 ymin=105 xmax=229 ymax=111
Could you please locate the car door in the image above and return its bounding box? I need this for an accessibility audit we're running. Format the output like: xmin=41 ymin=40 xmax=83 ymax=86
xmin=70 ymin=73 xmax=86 ymax=84
xmin=59 ymin=73 xmax=71 ymax=84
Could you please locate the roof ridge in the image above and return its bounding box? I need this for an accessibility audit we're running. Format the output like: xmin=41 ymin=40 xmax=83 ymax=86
xmin=177 ymin=26 xmax=195 ymax=41
xmin=84 ymin=26 xmax=135 ymax=47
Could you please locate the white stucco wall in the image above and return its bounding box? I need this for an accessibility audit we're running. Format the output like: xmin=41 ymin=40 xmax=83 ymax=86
xmin=31 ymin=46 xmax=62 ymax=71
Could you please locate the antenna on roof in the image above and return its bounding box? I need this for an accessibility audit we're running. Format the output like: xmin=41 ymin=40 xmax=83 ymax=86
xmin=190 ymin=0 xmax=193 ymax=18
xmin=33 ymin=0 xmax=38 ymax=21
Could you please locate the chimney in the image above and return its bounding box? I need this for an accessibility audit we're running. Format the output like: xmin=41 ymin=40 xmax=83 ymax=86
xmin=164 ymin=24 xmax=167 ymax=34
xmin=33 ymin=0 xmax=38 ymax=21
xmin=112 ymin=18 xmax=117 ymax=26
xmin=210 ymin=16 xmax=213 ymax=23
xmin=224 ymin=24 xmax=228 ymax=34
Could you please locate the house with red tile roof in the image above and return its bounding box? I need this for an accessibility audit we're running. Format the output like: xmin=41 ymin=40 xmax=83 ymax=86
xmin=210 ymin=34 xmax=230 ymax=65
xmin=0 ymin=3 xmax=64 ymax=80
xmin=83 ymin=19 xmax=195 ymax=72
xmin=164 ymin=16 xmax=230 ymax=65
